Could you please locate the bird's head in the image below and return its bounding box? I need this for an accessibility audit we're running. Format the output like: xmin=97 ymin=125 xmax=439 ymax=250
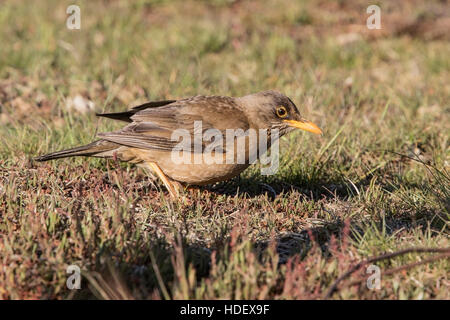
xmin=239 ymin=90 xmax=322 ymax=136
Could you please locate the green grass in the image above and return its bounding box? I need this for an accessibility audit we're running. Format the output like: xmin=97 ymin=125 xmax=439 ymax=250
xmin=0 ymin=0 xmax=448 ymax=299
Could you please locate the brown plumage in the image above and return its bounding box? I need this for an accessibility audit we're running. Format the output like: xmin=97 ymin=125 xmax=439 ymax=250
xmin=35 ymin=91 xmax=322 ymax=198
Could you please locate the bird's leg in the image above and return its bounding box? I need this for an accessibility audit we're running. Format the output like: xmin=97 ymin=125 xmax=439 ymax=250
xmin=146 ymin=162 xmax=181 ymax=199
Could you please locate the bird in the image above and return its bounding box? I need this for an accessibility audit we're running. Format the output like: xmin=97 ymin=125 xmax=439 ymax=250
xmin=35 ymin=90 xmax=322 ymax=198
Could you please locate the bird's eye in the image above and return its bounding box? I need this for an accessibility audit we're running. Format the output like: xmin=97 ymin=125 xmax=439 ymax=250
xmin=276 ymin=106 xmax=288 ymax=118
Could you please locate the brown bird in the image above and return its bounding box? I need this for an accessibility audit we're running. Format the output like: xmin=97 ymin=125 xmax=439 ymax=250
xmin=35 ymin=91 xmax=322 ymax=198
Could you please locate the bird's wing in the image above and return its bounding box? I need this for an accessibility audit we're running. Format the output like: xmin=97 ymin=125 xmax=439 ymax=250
xmin=98 ymin=96 xmax=250 ymax=153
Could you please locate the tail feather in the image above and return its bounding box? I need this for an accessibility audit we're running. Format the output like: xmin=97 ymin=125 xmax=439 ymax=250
xmin=34 ymin=140 xmax=117 ymax=161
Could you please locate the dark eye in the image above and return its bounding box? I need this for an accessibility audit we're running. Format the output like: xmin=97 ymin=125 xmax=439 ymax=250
xmin=276 ymin=106 xmax=288 ymax=118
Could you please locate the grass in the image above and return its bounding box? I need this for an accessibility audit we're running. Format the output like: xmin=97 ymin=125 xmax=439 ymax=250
xmin=0 ymin=0 xmax=449 ymax=299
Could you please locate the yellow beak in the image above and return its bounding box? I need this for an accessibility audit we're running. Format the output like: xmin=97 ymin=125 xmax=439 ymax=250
xmin=283 ymin=119 xmax=322 ymax=135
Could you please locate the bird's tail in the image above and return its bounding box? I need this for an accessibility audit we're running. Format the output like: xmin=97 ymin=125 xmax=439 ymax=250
xmin=34 ymin=140 xmax=119 ymax=161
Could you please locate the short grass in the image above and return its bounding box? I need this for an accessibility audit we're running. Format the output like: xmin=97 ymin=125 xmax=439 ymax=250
xmin=0 ymin=0 xmax=448 ymax=299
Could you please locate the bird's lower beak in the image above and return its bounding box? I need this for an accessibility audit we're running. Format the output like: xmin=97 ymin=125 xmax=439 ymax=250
xmin=283 ymin=119 xmax=322 ymax=135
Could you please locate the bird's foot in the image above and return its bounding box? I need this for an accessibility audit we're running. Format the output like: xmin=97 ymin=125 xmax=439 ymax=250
xmin=145 ymin=162 xmax=182 ymax=200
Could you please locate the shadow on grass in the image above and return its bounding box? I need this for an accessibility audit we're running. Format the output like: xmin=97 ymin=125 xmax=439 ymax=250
xmin=206 ymin=170 xmax=359 ymax=201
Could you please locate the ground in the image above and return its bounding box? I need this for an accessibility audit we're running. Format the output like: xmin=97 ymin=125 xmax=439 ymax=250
xmin=0 ymin=0 xmax=448 ymax=299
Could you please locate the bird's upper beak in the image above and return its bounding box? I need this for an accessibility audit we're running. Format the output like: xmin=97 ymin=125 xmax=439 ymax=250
xmin=283 ymin=119 xmax=322 ymax=135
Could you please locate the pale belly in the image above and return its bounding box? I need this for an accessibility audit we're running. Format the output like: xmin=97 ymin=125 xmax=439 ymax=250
xmin=133 ymin=149 xmax=251 ymax=185
xmin=162 ymin=161 xmax=250 ymax=185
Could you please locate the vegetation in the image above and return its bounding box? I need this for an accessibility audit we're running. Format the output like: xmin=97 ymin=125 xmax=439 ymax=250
xmin=0 ymin=0 xmax=448 ymax=299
